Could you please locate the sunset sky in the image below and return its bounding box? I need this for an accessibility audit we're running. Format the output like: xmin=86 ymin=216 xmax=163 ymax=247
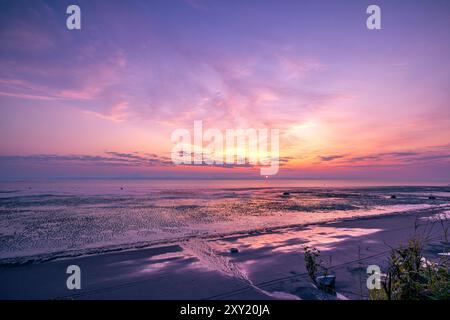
xmin=0 ymin=0 xmax=449 ymax=180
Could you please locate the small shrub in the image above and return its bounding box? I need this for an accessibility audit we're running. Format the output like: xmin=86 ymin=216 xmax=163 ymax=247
xmin=303 ymin=246 xmax=327 ymax=284
xmin=369 ymin=237 xmax=449 ymax=300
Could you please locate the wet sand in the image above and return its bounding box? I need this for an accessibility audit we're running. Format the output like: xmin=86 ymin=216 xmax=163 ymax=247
xmin=0 ymin=206 xmax=448 ymax=300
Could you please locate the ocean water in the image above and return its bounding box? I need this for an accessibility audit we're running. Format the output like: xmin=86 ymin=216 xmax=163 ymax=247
xmin=1 ymin=179 xmax=449 ymax=264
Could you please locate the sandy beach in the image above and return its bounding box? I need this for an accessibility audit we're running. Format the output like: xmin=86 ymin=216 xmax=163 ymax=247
xmin=1 ymin=0 xmax=450 ymax=306
xmin=1 ymin=204 xmax=448 ymax=300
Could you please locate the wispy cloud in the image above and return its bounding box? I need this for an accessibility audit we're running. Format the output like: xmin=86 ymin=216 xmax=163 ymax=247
xmin=84 ymin=102 xmax=130 ymax=123
xmin=318 ymin=145 xmax=450 ymax=167
xmin=0 ymin=152 xmax=173 ymax=168
xmin=319 ymin=155 xmax=346 ymax=162
xmin=0 ymin=151 xmax=291 ymax=172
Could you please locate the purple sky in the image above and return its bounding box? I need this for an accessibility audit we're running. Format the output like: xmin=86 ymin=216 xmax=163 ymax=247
xmin=0 ymin=0 xmax=449 ymax=180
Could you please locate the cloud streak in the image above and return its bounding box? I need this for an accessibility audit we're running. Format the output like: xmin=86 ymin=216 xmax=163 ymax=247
xmin=318 ymin=145 xmax=450 ymax=168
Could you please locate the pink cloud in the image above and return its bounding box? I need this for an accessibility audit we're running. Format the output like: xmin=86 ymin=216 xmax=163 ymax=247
xmin=83 ymin=102 xmax=130 ymax=123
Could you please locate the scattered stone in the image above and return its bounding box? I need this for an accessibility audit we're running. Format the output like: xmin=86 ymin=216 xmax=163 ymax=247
xmin=428 ymin=195 xmax=436 ymax=200
xmin=390 ymin=195 xmax=397 ymax=199
xmin=230 ymin=248 xmax=239 ymax=254
xmin=316 ymin=275 xmax=336 ymax=293
xmin=282 ymin=192 xmax=290 ymax=197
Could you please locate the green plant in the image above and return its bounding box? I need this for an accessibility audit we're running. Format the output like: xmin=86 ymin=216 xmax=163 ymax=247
xmin=303 ymin=246 xmax=327 ymax=283
xmin=369 ymin=237 xmax=449 ymax=300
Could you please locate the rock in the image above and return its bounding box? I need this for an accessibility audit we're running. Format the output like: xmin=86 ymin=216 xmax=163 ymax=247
xmin=390 ymin=195 xmax=397 ymax=199
xmin=230 ymin=248 xmax=239 ymax=254
xmin=428 ymin=195 xmax=436 ymax=200
xmin=316 ymin=275 xmax=336 ymax=292
xmin=282 ymin=192 xmax=290 ymax=197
